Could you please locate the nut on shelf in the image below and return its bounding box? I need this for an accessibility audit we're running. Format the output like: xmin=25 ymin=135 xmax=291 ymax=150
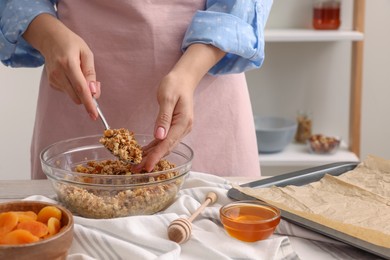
xmin=307 ymin=134 xmax=340 ymax=154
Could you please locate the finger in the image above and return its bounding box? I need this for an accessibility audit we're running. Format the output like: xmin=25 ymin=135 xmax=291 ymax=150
xmin=63 ymin=77 xmax=82 ymax=104
xmin=145 ymin=107 xmax=192 ymax=171
xmin=89 ymin=81 xmax=97 ymax=95
xmin=131 ymin=158 xmax=146 ymax=173
xmin=132 ymin=137 xmax=172 ymax=173
xmin=143 ymin=137 xmax=176 ymax=172
xmin=141 ymin=139 xmax=161 ymax=156
xmin=88 ymin=80 xmax=102 ymax=98
xmin=134 ymin=122 xmax=188 ymax=172
xmin=46 ymin=67 xmax=81 ymax=104
xmin=80 ymin=49 xmax=96 ymax=84
xmin=154 ymin=100 xmax=176 ymax=140
xmin=131 ymin=139 xmax=160 ymax=173
xmin=80 ymin=49 xmax=99 ymax=118
xmin=94 ymin=81 xmax=102 ymax=98
xmin=66 ymin=59 xmax=97 ymax=119
xmin=145 ymin=122 xmax=187 ymax=172
xmin=81 ymin=48 xmax=99 ymax=99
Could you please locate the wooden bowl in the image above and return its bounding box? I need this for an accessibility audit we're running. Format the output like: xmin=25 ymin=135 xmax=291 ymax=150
xmin=0 ymin=201 xmax=74 ymax=260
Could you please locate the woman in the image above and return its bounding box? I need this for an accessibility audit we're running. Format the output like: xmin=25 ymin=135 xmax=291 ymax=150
xmin=0 ymin=0 xmax=273 ymax=179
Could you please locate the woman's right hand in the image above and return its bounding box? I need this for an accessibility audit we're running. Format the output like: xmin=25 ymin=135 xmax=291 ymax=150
xmin=23 ymin=13 xmax=100 ymax=120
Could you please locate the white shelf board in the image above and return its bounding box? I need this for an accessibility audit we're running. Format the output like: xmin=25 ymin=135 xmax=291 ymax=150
xmin=259 ymin=142 xmax=359 ymax=167
xmin=265 ymin=29 xmax=364 ymax=42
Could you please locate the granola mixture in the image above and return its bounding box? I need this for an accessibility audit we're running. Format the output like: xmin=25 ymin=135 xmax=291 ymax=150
xmin=99 ymin=128 xmax=143 ymax=164
xmin=75 ymin=159 xmax=176 ymax=177
xmin=55 ymin=158 xmax=182 ymax=218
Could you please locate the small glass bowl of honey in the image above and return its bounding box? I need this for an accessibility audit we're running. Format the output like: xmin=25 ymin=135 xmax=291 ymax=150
xmin=220 ymin=200 xmax=281 ymax=242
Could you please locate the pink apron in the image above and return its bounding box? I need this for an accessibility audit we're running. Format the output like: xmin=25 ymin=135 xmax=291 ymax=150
xmin=31 ymin=0 xmax=261 ymax=179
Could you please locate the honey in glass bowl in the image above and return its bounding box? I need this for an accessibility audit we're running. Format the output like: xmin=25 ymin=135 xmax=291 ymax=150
xmin=220 ymin=201 xmax=281 ymax=242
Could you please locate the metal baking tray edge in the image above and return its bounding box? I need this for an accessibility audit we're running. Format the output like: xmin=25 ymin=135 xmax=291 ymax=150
xmin=228 ymin=162 xmax=390 ymax=259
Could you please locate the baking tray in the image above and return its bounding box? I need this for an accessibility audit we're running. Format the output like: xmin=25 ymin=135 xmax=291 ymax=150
xmin=228 ymin=162 xmax=390 ymax=259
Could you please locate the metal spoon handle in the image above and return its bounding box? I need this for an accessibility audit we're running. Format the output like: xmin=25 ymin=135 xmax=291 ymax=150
xmin=93 ymin=98 xmax=110 ymax=130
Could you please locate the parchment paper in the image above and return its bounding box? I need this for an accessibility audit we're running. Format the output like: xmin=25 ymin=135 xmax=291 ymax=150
xmin=235 ymin=155 xmax=390 ymax=248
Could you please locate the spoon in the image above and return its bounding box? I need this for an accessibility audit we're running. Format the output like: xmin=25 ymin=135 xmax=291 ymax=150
xmin=93 ymin=98 xmax=110 ymax=130
xmin=167 ymin=192 xmax=218 ymax=244
xmin=93 ymin=98 xmax=141 ymax=164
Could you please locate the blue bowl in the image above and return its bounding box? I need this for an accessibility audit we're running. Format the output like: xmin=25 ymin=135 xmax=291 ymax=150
xmin=255 ymin=116 xmax=297 ymax=153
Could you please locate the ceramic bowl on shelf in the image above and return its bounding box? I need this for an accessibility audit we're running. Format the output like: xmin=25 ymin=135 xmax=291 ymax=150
xmin=220 ymin=200 xmax=281 ymax=242
xmin=40 ymin=134 xmax=193 ymax=218
xmin=254 ymin=116 xmax=297 ymax=153
xmin=0 ymin=200 xmax=74 ymax=260
xmin=307 ymin=134 xmax=341 ymax=154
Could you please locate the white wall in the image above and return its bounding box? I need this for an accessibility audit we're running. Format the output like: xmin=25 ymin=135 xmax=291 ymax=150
xmin=0 ymin=0 xmax=389 ymax=180
xmin=0 ymin=66 xmax=41 ymax=179
xmin=247 ymin=0 xmax=354 ymax=141
xmin=360 ymin=0 xmax=390 ymax=160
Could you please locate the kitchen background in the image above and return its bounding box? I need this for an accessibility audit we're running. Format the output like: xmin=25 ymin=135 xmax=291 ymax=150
xmin=0 ymin=0 xmax=389 ymax=179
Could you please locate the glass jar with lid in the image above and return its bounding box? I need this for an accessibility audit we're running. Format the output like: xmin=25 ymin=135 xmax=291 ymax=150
xmin=295 ymin=111 xmax=312 ymax=144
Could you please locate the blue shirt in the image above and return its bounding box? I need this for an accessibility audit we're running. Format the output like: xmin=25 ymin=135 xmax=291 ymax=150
xmin=0 ymin=0 xmax=272 ymax=75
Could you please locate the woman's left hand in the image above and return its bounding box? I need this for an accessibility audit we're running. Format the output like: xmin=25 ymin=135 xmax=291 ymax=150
xmin=132 ymin=44 xmax=225 ymax=172
xmin=135 ymin=71 xmax=195 ymax=172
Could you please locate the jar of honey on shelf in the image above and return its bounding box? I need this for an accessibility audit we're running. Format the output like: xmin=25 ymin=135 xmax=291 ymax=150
xmin=313 ymin=0 xmax=341 ymax=30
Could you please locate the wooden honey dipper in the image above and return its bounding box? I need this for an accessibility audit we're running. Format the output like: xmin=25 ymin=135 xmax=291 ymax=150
xmin=167 ymin=192 xmax=218 ymax=244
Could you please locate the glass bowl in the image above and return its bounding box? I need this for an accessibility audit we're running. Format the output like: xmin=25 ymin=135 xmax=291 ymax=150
xmin=40 ymin=134 xmax=193 ymax=218
xmin=307 ymin=134 xmax=341 ymax=154
xmin=220 ymin=200 xmax=281 ymax=242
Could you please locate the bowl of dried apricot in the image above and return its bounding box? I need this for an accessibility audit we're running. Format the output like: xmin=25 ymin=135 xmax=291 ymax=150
xmin=40 ymin=133 xmax=193 ymax=218
xmin=0 ymin=200 xmax=73 ymax=260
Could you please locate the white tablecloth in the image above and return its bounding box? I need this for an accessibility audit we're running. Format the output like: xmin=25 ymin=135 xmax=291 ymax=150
xmin=25 ymin=172 xmax=380 ymax=260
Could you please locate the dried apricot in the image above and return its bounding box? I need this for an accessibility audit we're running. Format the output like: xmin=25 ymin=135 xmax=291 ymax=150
xmin=0 ymin=212 xmax=19 ymax=237
xmin=37 ymin=206 xmax=62 ymax=224
xmin=0 ymin=205 xmax=65 ymax=245
xmin=15 ymin=211 xmax=38 ymax=222
xmin=17 ymin=220 xmax=49 ymax=238
xmin=0 ymin=229 xmax=39 ymax=245
xmin=46 ymin=217 xmax=61 ymax=237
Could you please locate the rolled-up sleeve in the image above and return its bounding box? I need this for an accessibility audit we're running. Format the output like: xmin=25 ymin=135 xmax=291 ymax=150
xmin=182 ymin=0 xmax=273 ymax=75
xmin=0 ymin=0 xmax=57 ymax=67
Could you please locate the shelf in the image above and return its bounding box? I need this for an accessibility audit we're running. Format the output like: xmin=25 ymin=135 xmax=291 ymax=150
xmin=264 ymin=29 xmax=364 ymax=42
xmin=254 ymin=1 xmax=365 ymax=177
xmin=259 ymin=142 xmax=359 ymax=167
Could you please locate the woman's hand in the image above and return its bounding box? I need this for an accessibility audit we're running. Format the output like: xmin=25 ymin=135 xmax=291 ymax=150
xmin=133 ymin=44 xmax=226 ymax=172
xmin=137 ymin=70 xmax=195 ymax=172
xmin=23 ymin=14 xmax=100 ymax=119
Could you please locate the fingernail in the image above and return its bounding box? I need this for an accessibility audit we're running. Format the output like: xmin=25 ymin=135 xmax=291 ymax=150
xmin=89 ymin=81 xmax=97 ymax=95
xmin=132 ymin=164 xmax=142 ymax=173
xmin=156 ymin=127 xmax=165 ymax=139
xmin=89 ymin=113 xmax=97 ymax=120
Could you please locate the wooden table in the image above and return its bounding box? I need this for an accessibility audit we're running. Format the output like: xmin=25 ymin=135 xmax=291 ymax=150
xmin=0 ymin=177 xmax=256 ymax=203
xmin=0 ymin=177 xmax=381 ymax=259
xmin=0 ymin=179 xmax=55 ymax=202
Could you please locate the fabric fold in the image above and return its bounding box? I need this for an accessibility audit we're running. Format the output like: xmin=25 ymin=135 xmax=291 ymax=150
xmin=182 ymin=0 xmax=273 ymax=75
xmin=24 ymin=171 xmax=299 ymax=260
